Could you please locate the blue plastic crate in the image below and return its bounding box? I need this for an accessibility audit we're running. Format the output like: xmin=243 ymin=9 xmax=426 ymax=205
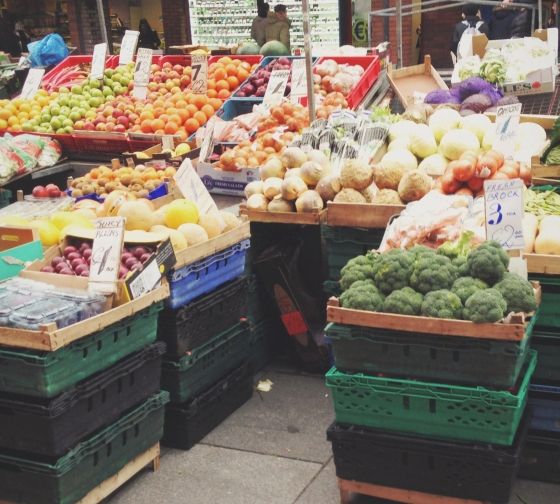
xmin=216 ymin=99 xmax=261 ymax=121
xmin=167 ymin=239 xmax=250 ymax=309
xmin=529 ymin=384 xmax=560 ymax=432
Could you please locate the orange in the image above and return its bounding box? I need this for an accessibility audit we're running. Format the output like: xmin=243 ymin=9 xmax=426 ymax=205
xmin=237 ymin=68 xmax=249 ymax=81
xmin=169 ymin=113 xmax=182 ymax=125
xmin=185 ymin=118 xmax=200 ymax=134
xmin=7 ymin=116 xmax=19 ymax=127
xmin=227 ymin=76 xmax=240 ymax=89
xmin=154 ymin=107 xmax=165 ymax=118
xmin=217 ymin=89 xmax=231 ymax=100
xmin=219 ymin=56 xmax=233 ymax=65
xmin=140 ymin=119 xmax=153 ymax=133
xmin=176 ymin=129 xmax=188 ymax=141
xmin=0 ymin=118 xmax=8 ymax=130
xmin=175 ymin=99 xmax=188 ymax=109
xmin=240 ymin=61 xmax=251 ymax=71
xmin=200 ymin=104 xmax=215 ymax=120
xmin=151 ymin=118 xmax=165 ymax=131
xmin=226 ymin=64 xmax=238 ymax=76
xmin=154 ymin=129 xmax=165 ymax=135
xmin=207 ymin=89 xmax=218 ymax=99
xmin=164 ymin=121 xmax=179 ymax=134
xmin=216 ymin=80 xmax=230 ymax=92
xmin=209 ymin=98 xmax=223 ymax=111
xmin=177 ymin=109 xmax=190 ymax=123
xmin=186 ymin=104 xmax=198 ymax=116
xmin=193 ymin=111 xmax=207 ymax=126
xmin=166 ymin=107 xmax=178 ymax=116
xmin=0 ymin=109 xmax=11 ymax=121
xmin=207 ymin=79 xmax=216 ymax=90
xmin=192 ymin=94 xmax=207 ymax=109
xmin=213 ymin=67 xmax=227 ymax=81
xmin=159 ymin=114 xmax=170 ymax=123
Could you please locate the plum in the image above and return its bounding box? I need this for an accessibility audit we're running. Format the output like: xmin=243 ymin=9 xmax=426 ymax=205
xmin=132 ymin=246 xmax=148 ymax=259
xmin=41 ymin=266 xmax=55 ymax=273
xmin=140 ymin=253 xmax=152 ymax=263
xmin=82 ymin=249 xmax=92 ymax=260
xmin=55 ymin=262 xmax=70 ymax=273
xmin=121 ymin=252 xmax=133 ymax=264
xmin=63 ymin=246 xmax=78 ymax=258
xmin=244 ymin=83 xmax=255 ymax=95
xmin=79 ymin=242 xmax=91 ymax=253
xmin=130 ymin=262 xmax=143 ymax=271
xmin=66 ymin=252 xmax=81 ymax=262
xmin=125 ymin=257 xmax=139 ymax=269
xmin=254 ymin=78 xmax=265 ymax=88
xmin=59 ymin=268 xmax=75 ymax=275
xmin=79 ymin=270 xmax=90 ymax=277
xmin=118 ymin=265 xmax=129 ymax=279
xmin=71 ymin=258 xmax=85 ymax=270
xmin=256 ymin=86 xmax=266 ymax=97
xmin=236 ymin=90 xmax=246 ymax=97
xmin=51 ymin=256 xmax=65 ymax=267
xmin=75 ymin=264 xmax=89 ymax=276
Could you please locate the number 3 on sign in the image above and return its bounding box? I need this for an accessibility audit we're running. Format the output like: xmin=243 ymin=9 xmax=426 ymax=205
xmin=487 ymin=202 xmax=503 ymax=225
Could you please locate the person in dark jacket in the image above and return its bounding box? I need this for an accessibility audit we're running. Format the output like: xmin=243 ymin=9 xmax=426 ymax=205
xmin=488 ymin=3 xmax=517 ymax=39
xmin=509 ymin=1 xmax=532 ymax=38
xmin=138 ymin=18 xmax=160 ymax=50
xmin=451 ymin=4 xmax=489 ymax=55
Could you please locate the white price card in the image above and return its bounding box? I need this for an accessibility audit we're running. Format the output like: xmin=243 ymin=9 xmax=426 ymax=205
xmin=162 ymin=135 xmax=175 ymax=151
xmin=290 ymin=58 xmax=306 ymax=101
xmin=484 ymin=178 xmax=525 ymax=250
xmin=264 ymin=69 xmax=290 ymax=108
xmin=494 ymin=103 xmax=522 ymax=158
xmin=132 ymin=48 xmax=152 ymax=100
xmin=199 ymin=117 xmax=216 ymax=162
xmin=20 ymin=68 xmax=45 ymax=100
xmin=119 ymin=30 xmax=140 ymax=65
xmin=89 ymin=217 xmax=125 ymax=294
xmin=191 ymin=54 xmax=208 ymax=94
xmin=90 ymin=43 xmax=107 ymax=80
xmin=174 ymin=158 xmax=218 ymax=215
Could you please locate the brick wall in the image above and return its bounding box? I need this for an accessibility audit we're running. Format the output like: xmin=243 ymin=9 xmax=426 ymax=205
xmin=370 ymin=0 xmax=413 ymax=66
xmin=67 ymin=0 xmax=112 ymax=53
xmin=161 ymin=0 xmax=191 ymax=47
xmin=420 ymin=4 xmax=462 ymax=68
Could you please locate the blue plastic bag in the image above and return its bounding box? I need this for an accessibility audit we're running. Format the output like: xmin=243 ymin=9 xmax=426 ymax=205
xmin=28 ymin=34 xmax=69 ymax=68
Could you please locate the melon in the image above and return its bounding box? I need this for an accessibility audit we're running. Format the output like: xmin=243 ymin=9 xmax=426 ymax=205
xmin=237 ymin=42 xmax=261 ymax=55
xmin=178 ymin=223 xmax=209 ymax=246
xmin=164 ymin=199 xmax=199 ymax=229
xmin=117 ymin=201 xmax=154 ymax=231
xmin=260 ymin=41 xmax=289 ymax=57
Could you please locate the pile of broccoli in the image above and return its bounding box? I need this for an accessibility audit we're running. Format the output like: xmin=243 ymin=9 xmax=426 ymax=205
xmin=338 ymin=240 xmax=537 ymax=323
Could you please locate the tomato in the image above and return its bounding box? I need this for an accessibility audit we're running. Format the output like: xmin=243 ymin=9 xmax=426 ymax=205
xmin=449 ymin=159 xmax=475 ymax=182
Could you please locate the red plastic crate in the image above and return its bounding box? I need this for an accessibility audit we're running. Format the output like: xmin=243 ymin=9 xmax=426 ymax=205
xmin=313 ymin=55 xmax=381 ymax=109
xmin=41 ymin=55 xmax=120 ymax=91
xmin=71 ymin=131 xmax=130 ymax=154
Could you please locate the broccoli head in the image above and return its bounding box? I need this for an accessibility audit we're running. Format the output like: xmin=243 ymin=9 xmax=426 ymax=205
xmin=383 ymin=287 xmax=424 ymax=315
xmin=463 ymin=288 xmax=507 ymax=323
xmin=408 ymin=245 xmax=437 ymax=261
xmin=374 ymin=249 xmax=413 ymax=295
xmin=409 ymin=254 xmax=459 ymax=294
xmin=340 ymin=281 xmax=384 ymax=312
xmin=466 ymin=240 xmax=509 ymax=285
xmin=452 ymin=255 xmax=469 ymax=277
xmin=494 ymin=273 xmax=537 ymax=314
xmin=451 ymin=276 xmax=489 ymax=304
xmin=421 ymin=289 xmax=463 ymax=319
xmin=339 ymin=254 xmax=378 ymax=291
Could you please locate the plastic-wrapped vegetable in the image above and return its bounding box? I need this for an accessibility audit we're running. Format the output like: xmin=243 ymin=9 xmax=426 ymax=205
xmin=454 ymin=77 xmax=498 ymax=100
xmin=424 ymin=89 xmax=460 ymax=105
xmin=460 ymin=93 xmax=493 ymax=114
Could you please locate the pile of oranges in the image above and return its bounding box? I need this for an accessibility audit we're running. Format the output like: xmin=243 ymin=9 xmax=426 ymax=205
xmin=207 ymin=57 xmax=255 ymax=101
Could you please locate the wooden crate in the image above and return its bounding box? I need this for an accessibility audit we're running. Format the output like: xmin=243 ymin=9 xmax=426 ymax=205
xmin=326 ymin=201 xmax=405 ymax=228
xmin=240 ymin=204 xmax=326 ymax=225
xmin=326 ymin=283 xmax=540 ymax=342
xmin=525 ymin=253 xmax=560 ymax=275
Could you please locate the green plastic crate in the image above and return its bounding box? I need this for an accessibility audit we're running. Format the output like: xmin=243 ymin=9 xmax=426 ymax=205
xmin=0 ymin=188 xmax=11 ymax=209
xmin=0 ymin=391 xmax=168 ymax=504
xmin=322 ymin=225 xmax=385 ymax=281
xmin=0 ymin=302 xmax=163 ymax=398
xmin=529 ymin=274 xmax=560 ymax=329
xmin=161 ymin=322 xmax=252 ymax=403
xmin=326 ymin=351 xmax=537 ymax=446
xmin=531 ymin=329 xmax=560 ymax=383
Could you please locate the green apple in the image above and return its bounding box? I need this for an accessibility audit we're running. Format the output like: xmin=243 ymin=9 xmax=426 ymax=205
xmin=58 ymin=86 xmax=70 ymax=94
xmin=62 ymin=118 xmax=73 ymax=128
xmin=90 ymin=88 xmax=103 ymax=98
xmin=21 ymin=121 xmax=33 ymax=131
xmin=58 ymin=96 xmax=70 ymax=107
xmin=104 ymin=95 xmax=115 ymax=102
xmin=56 ymin=127 xmax=66 ymax=134
xmin=104 ymin=68 xmax=114 ymax=78
xmin=64 ymin=126 xmax=73 ymax=134
xmin=40 ymin=113 xmax=51 ymax=123
xmin=50 ymin=117 xmax=62 ymax=130
xmin=78 ymin=107 xmax=87 ymax=116
xmin=60 ymin=106 xmax=71 ymax=116
xmin=49 ymin=105 xmax=61 ymax=116
xmin=89 ymin=79 xmax=101 ymax=89
xmin=71 ymin=85 xmax=83 ymax=95
xmin=102 ymin=86 xmax=113 ymax=97
xmin=89 ymin=97 xmax=102 ymax=108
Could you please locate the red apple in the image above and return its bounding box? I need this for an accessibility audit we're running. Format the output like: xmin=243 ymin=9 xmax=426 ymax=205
xmin=32 ymin=186 xmax=48 ymax=198
xmin=114 ymin=124 xmax=126 ymax=133
xmin=47 ymin=187 xmax=62 ymax=198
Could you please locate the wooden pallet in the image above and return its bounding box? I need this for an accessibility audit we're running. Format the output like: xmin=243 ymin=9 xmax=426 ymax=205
xmin=240 ymin=204 xmax=326 ymax=225
xmin=326 ymin=201 xmax=404 ymax=228
xmin=338 ymin=478 xmax=488 ymax=504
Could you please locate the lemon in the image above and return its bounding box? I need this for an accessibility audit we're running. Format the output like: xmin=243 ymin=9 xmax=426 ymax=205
xmin=0 ymin=215 xmax=30 ymax=227
xmin=32 ymin=220 xmax=60 ymax=246
xmin=174 ymin=143 xmax=191 ymax=156
xmin=164 ymin=199 xmax=199 ymax=229
xmin=51 ymin=212 xmax=94 ymax=231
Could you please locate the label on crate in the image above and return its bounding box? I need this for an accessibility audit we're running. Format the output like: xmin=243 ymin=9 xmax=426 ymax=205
xmin=90 ymin=43 xmax=108 ymax=80
xmin=494 ymin=103 xmax=522 ymax=158
xmin=174 ymin=158 xmax=218 ymax=214
xmin=89 ymin=217 xmax=125 ymax=294
xmin=20 ymin=68 xmax=45 ymax=100
xmin=290 ymin=58 xmax=306 ymax=101
xmin=263 ymin=69 xmax=290 ymax=108
xmin=132 ymin=48 xmax=152 ymax=100
xmin=119 ymin=30 xmax=140 ymax=65
xmin=191 ymin=54 xmax=208 ymax=94
xmin=483 ymin=178 xmax=525 ymax=250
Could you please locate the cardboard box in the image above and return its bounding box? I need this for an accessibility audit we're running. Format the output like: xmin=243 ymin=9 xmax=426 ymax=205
xmin=453 ymin=29 xmax=558 ymax=96
xmin=0 ymin=227 xmax=43 ymax=281
xmin=195 ymin=158 xmax=258 ymax=197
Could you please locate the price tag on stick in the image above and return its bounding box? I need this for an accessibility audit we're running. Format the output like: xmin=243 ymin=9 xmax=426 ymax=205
xmin=263 ymin=69 xmax=290 ymax=108
xmin=199 ymin=117 xmax=216 ymax=162
xmin=89 ymin=217 xmax=126 ymax=294
xmin=90 ymin=43 xmax=107 ymax=80
xmin=494 ymin=103 xmax=522 ymax=158
xmin=162 ymin=135 xmax=175 ymax=151
xmin=483 ymin=178 xmax=525 ymax=250
xmin=132 ymin=48 xmax=152 ymax=99
xmin=290 ymin=58 xmax=306 ymax=102
xmin=191 ymin=54 xmax=208 ymax=94
xmin=20 ymin=68 xmax=45 ymax=100
xmin=119 ymin=30 xmax=140 ymax=65
xmin=174 ymin=158 xmax=218 ymax=215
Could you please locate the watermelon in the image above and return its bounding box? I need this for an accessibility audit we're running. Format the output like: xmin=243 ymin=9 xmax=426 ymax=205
xmin=260 ymin=41 xmax=290 ymax=57
xmin=237 ymin=42 xmax=261 ymax=55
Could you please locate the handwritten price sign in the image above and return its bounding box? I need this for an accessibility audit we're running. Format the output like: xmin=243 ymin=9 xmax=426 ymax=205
xmin=263 ymin=69 xmax=290 ymax=108
xmin=484 ymin=178 xmax=525 ymax=250
xmin=191 ymin=54 xmax=208 ymax=94
xmin=89 ymin=217 xmax=125 ymax=294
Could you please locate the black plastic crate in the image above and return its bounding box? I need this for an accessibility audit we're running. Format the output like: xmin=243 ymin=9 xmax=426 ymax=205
xmin=519 ymin=430 xmax=560 ymax=484
xmin=328 ymin=417 xmax=529 ymax=504
xmin=162 ymin=362 xmax=253 ymax=450
xmin=158 ymin=277 xmax=248 ymax=357
xmin=531 ymin=329 xmax=560 ymax=384
xmin=0 ymin=392 xmax=168 ymax=504
xmin=327 ymin=323 xmax=530 ymax=388
xmin=0 ymin=343 xmax=165 ymax=457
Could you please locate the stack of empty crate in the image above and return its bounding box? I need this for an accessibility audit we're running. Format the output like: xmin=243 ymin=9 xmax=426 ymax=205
xmin=0 ymin=286 xmax=169 ymax=504
xmin=158 ymin=218 xmax=258 ymax=450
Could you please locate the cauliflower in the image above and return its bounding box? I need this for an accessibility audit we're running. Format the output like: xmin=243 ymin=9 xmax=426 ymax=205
xmin=383 ymin=287 xmax=424 ymax=315
xmin=374 ymin=249 xmax=413 ymax=295
xmin=340 ymin=280 xmax=384 ymax=312
xmin=463 ymin=288 xmax=507 ymax=323
xmin=340 ymin=159 xmax=373 ymax=190
xmin=494 ymin=273 xmax=537 ymax=314
xmin=409 ymin=255 xmax=459 ymax=294
xmin=339 ymin=254 xmax=378 ymax=291
xmin=466 ymin=240 xmax=509 ymax=285
xmin=333 ymin=188 xmax=367 ymax=204
xmin=397 ymin=170 xmax=433 ymax=203
xmin=372 ymin=189 xmax=403 ymax=205
xmin=421 ymin=289 xmax=463 ymax=319
xmin=451 ymin=276 xmax=489 ymax=304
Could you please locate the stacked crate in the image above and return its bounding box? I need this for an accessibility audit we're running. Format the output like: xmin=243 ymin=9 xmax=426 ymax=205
xmin=0 ymin=292 xmax=168 ymax=504
xmin=325 ymin=314 xmax=537 ymax=503
xmin=159 ymin=228 xmax=256 ymax=450
xmin=521 ymin=273 xmax=560 ymax=483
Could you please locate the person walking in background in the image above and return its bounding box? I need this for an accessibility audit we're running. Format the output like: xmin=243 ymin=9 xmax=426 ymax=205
xmin=137 ymin=18 xmax=160 ymax=50
xmin=509 ymin=0 xmax=532 ymax=38
xmin=488 ymin=1 xmax=516 ymax=39
xmin=251 ymin=2 xmax=269 ymax=47
xmin=265 ymin=4 xmax=291 ymax=51
xmin=451 ymin=4 xmax=489 ymax=56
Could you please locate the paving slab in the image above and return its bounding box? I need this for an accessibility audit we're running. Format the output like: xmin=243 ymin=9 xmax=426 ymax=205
xmin=201 ymin=370 xmax=334 ymax=463
xmin=107 ymin=444 xmax=321 ymax=504
xmin=296 ymin=458 xmax=338 ymax=504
